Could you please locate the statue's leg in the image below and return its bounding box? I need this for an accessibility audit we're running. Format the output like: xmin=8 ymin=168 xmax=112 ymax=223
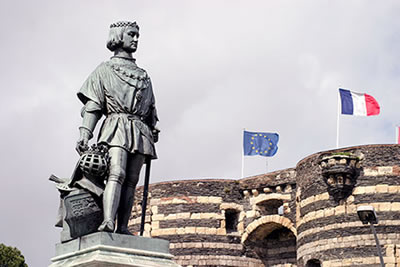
xmin=116 ymin=153 xmax=145 ymax=234
xmin=98 ymin=147 xmax=128 ymax=232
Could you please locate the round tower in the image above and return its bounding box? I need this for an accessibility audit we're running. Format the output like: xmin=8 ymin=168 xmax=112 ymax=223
xmin=296 ymin=144 xmax=400 ymax=266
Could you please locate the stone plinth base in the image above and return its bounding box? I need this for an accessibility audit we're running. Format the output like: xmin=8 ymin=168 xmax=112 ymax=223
xmin=50 ymin=232 xmax=180 ymax=267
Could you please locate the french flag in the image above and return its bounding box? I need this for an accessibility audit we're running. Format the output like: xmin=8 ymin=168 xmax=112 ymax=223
xmin=397 ymin=127 xmax=400 ymax=144
xmin=339 ymin=88 xmax=380 ymax=116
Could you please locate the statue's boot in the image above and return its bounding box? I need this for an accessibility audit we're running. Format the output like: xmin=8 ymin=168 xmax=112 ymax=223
xmin=116 ymin=185 xmax=135 ymax=235
xmin=98 ymin=180 xmax=121 ymax=232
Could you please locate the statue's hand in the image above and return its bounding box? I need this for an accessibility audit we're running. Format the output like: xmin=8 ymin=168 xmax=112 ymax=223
xmin=152 ymin=128 xmax=160 ymax=143
xmin=76 ymin=127 xmax=92 ymax=155
xmin=76 ymin=137 xmax=89 ymax=155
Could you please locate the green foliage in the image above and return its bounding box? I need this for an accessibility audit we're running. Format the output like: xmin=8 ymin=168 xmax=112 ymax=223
xmin=0 ymin=244 xmax=27 ymax=267
xmin=223 ymin=186 xmax=231 ymax=194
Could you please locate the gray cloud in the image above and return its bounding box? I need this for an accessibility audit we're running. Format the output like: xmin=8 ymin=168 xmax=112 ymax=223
xmin=1 ymin=1 xmax=400 ymax=266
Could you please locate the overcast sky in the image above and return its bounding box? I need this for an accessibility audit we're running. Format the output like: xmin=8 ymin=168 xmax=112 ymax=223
xmin=1 ymin=1 xmax=400 ymax=266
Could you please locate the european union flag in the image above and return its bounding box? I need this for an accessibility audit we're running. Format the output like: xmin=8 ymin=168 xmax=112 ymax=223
xmin=243 ymin=131 xmax=279 ymax=157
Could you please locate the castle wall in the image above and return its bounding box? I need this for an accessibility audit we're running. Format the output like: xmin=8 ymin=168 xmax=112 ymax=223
xmin=129 ymin=144 xmax=400 ymax=267
xmin=240 ymin=169 xmax=297 ymax=266
xmin=296 ymin=145 xmax=400 ymax=267
xmin=130 ymin=180 xmax=264 ymax=266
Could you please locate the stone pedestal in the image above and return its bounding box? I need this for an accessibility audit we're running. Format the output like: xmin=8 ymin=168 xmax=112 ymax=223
xmin=50 ymin=232 xmax=180 ymax=267
xmin=60 ymin=189 xmax=103 ymax=243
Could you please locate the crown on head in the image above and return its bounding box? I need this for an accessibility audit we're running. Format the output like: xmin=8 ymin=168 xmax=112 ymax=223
xmin=110 ymin=21 xmax=139 ymax=29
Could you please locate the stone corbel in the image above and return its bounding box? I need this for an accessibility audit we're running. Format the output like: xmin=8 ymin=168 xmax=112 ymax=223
xmin=319 ymin=153 xmax=362 ymax=203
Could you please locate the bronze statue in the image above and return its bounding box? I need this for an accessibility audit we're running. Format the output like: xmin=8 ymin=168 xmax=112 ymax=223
xmin=76 ymin=21 xmax=159 ymax=235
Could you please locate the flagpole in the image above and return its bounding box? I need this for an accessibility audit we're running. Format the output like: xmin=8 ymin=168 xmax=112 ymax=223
xmin=266 ymin=158 xmax=268 ymax=173
xmin=336 ymin=89 xmax=340 ymax=148
xmin=396 ymin=126 xmax=399 ymax=144
xmin=241 ymin=128 xmax=245 ymax=178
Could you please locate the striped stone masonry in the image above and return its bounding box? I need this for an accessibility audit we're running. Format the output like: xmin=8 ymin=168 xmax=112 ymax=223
xmin=127 ymin=144 xmax=400 ymax=266
xmin=242 ymin=215 xmax=296 ymax=244
xmin=296 ymin=145 xmax=400 ymax=266
xmin=129 ymin=180 xmax=261 ymax=266
xmin=174 ymin=255 xmax=263 ymax=266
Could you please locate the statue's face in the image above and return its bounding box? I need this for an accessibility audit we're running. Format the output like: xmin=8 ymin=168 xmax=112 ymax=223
xmin=122 ymin=27 xmax=139 ymax=53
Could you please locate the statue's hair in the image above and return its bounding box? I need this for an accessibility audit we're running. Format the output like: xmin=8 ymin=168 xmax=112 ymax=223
xmin=106 ymin=21 xmax=140 ymax=52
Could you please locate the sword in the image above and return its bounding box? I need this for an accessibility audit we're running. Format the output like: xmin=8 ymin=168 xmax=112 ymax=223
xmin=140 ymin=157 xmax=151 ymax=236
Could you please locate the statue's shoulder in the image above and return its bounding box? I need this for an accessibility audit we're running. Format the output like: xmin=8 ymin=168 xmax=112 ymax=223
xmin=133 ymin=65 xmax=148 ymax=78
xmin=131 ymin=62 xmax=149 ymax=78
xmin=104 ymin=59 xmax=149 ymax=81
xmin=96 ymin=61 xmax=112 ymax=72
xmin=86 ymin=62 xmax=116 ymax=81
xmin=86 ymin=62 xmax=110 ymax=76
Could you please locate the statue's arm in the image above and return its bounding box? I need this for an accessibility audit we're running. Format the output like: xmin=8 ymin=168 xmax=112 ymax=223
xmin=146 ymin=79 xmax=160 ymax=143
xmin=76 ymin=101 xmax=102 ymax=154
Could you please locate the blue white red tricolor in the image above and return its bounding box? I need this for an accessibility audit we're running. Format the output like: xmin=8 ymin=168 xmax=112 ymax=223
xmin=397 ymin=127 xmax=400 ymax=144
xmin=339 ymin=88 xmax=380 ymax=116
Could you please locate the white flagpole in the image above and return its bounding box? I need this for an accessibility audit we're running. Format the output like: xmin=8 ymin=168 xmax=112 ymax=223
xmin=396 ymin=126 xmax=399 ymax=144
xmin=241 ymin=128 xmax=245 ymax=178
xmin=336 ymin=89 xmax=340 ymax=148
xmin=266 ymin=158 xmax=269 ymax=173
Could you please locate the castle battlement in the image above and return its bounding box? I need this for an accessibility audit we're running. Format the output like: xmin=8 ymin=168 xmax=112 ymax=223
xmin=130 ymin=144 xmax=400 ymax=267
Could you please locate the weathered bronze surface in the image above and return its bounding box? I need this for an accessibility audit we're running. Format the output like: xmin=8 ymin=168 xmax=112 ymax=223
xmin=51 ymin=21 xmax=159 ymax=241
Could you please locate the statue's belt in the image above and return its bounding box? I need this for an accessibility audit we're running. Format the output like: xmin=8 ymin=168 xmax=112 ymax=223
xmin=108 ymin=113 xmax=144 ymax=121
xmin=105 ymin=113 xmax=152 ymax=139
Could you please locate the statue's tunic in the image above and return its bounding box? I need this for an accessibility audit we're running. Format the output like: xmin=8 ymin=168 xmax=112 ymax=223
xmin=77 ymin=57 xmax=158 ymax=158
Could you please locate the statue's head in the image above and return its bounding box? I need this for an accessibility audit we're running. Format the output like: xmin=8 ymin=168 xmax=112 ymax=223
xmin=106 ymin=21 xmax=140 ymax=53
